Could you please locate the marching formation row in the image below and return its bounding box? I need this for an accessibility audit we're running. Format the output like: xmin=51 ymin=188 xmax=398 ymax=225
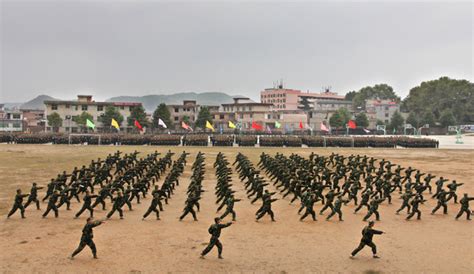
xmin=0 ymin=133 xmax=439 ymax=148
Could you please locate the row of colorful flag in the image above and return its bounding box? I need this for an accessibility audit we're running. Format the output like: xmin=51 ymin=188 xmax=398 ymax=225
xmin=84 ymin=118 xmax=365 ymax=132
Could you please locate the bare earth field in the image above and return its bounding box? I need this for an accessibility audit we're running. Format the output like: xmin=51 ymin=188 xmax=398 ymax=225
xmin=0 ymin=144 xmax=473 ymax=273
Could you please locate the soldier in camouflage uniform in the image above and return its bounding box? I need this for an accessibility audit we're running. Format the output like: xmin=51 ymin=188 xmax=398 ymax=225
xmin=24 ymin=182 xmax=43 ymax=210
xmin=351 ymin=221 xmax=384 ymax=259
xmin=455 ymin=193 xmax=474 ymax=220
xmin=7 ymin=189 xmax=29 ymax=219
xmin=200 ymin=217 xmax=232 ymax=259
xmin=70 ymin=217 xmax=105 ymax=259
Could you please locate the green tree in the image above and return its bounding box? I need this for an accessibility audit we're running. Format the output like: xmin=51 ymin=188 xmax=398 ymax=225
xmin=152 ymin=103 xmax=172 ymax=129
xmin=421 ymin=111 xmax=435 ymax=127
xmin=439 ymin=109 xmax=456 ymax=127
xmin=376 ymin=119 xmax=385 ymax=126
xmin=389 ymin=110 xmax=404 ymax=131
xmin=73 ymin=112 xmax=94 ymax=132
xmin=47 ymin=112 xmax=63 ymax=132
xmin=195 ymin=106 xmax=213 ymax=130
xmin=402 ymin=77 xmax=473 ymax=125
xmin=128 ymin=105 xmax=148 ymax=128
xmin=406 ymin=112 xmax=420 ymax=128
xmin=354 ymin=112 xmax=369 ymax=128
xmin=182 ymin=115 xmax=190 ymax=124
xmin=351 ymin=84 xmax=401 ymax=109
xmin=344 ymin=90 xmax=357 ymax=101
xmin=329 ymin=108 xmax=351 ymax=128
xmin=99 ymin=106 xmax=124 ymax=131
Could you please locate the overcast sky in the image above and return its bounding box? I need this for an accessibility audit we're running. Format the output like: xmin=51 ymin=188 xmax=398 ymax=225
xmin=1 ymin=0 xmax=472 ymax=102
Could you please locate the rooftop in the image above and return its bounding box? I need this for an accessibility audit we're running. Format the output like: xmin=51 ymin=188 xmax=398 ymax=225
xmin=44 ymin=95 xmax=142 ymax=107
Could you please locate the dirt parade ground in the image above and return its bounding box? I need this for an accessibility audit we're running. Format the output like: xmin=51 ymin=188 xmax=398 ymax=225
xmin=0 ymin=144 xmax=473 ymax=273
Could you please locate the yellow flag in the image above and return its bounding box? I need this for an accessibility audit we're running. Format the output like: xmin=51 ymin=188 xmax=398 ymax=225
xmin=206 ymin=120 xmax=215 ymax=131
xmin=228 ymin=121 xmax=236 ymax=129
xmin=111 ymin=118 xmax=120 ymax=130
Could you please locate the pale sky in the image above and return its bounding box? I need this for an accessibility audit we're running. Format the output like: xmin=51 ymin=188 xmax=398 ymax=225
xmin=1 ymin=0 xmax=472 ymax=102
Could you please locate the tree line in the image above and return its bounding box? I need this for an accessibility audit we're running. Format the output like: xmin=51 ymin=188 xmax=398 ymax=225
xmin=338 ymin=76 xmax=473 ymax=129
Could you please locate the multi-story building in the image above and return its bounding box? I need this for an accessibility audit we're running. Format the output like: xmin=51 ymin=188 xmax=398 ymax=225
xmin=260 ymin=84 xmax=345 ymax=111
xmin=44 ymin=95 xmax=142 ymax=133
xmin=307 ymin=100 xmax=354 ymax=129
xmin=268 ymin=110 xmax=308 ymax=131
xmin=212 ymin=97 xmax=307 ymax=132
xmin=0 ymin=108 xmax=24 ymax=132
xmin=0 ymin=104 xmax=5 ymax=119
xmin=167 ymin=100 xmax=219 ymax=130
xmin=21 ymin=109 xmax=46 ymax=133
xmin=213 ymin=97 xmax=273 ymax=130
xmin=365 ymin=99 xmax=400 ymax=128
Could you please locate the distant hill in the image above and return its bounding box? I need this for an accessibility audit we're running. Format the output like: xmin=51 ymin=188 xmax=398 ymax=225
xmin=20 ymin=95 xmax=58 ymax=110
xmin=2 ymin=102 xmax=22 ymax=109
xmin=107 ymin=92 xmax=237 ymax=111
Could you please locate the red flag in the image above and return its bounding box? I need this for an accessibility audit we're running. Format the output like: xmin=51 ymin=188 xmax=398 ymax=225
xmin=134 ymin=120 xmax=143 ymax=131
xmin=299 ymin=121 xmax=304 ymax=129
xmin=181 ymin=121 xmax=193 ymax=131
xmin=320 ymin=122 xmax=329 ymax=132
xmin=347 ymin=120 xmax=356 ymax=129
xmin=251 ymin=121 xmax=263 ymax=131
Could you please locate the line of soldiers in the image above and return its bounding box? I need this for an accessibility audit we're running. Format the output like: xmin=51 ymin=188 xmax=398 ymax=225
xmin=214 ymin=152 xmax=241 ymax=221
xmin=234 ymin=153 xmax=278 ymax=222
xmin=252 ymin=151 xmax=473 ymax=222
xmin=179 ymin=152 xmax=205 ymax=221
xmin=142 ymin=151 xmax=189 ymax=220
xmin=7 ymin=150 xmax=194 ymax=222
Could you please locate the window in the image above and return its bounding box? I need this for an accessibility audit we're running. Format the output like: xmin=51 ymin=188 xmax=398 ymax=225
xmin=385 ymin=113 xmax=389 ymax=117
xmin=219 ymin=114 xmax=224 ymax=119
xmin=12 ymin=114 xmax=21 ymax=119
xmin=283 ymin=104 xmax=286 ymax=109
xmin=385 ymin=106 xmax=389 ymax=111
xmin=249 ymin=113 xmax=253 ymax=118
xmin=174 ymin=117 xmax=179 ymax=121
xmin=82 ymin=105 xmax=88 ymax=111
xmin=52 ymin=104 xmax=58 ymax=110
xmin=71 ymin=127 xmax=78 ymax=133
xmin=97 ymin=105 xmax=104 ymax=111
xmin=129 ymin=106 xmax=133 ymax=111
xmin=120 ymin=106 xmax=124 ymax=110
xmin=75 ymin=105 xmax=78 ymax=111
xmin=239 ymin=114 xmax=243 ymax=119
xmin=174 ymin=108 xmax=179 ymax=113
xmin=385 ymin=119 xmax=389 ymax=124
xmin=65 ymin=127 xmax=70 ymax=132
xmin=13 ymin=122 xmax=21 ymax=128
xmin=65 ymin=104 xmax=70 ymax=109
xmin=248 ymin=106 xmax=252 ymax=111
